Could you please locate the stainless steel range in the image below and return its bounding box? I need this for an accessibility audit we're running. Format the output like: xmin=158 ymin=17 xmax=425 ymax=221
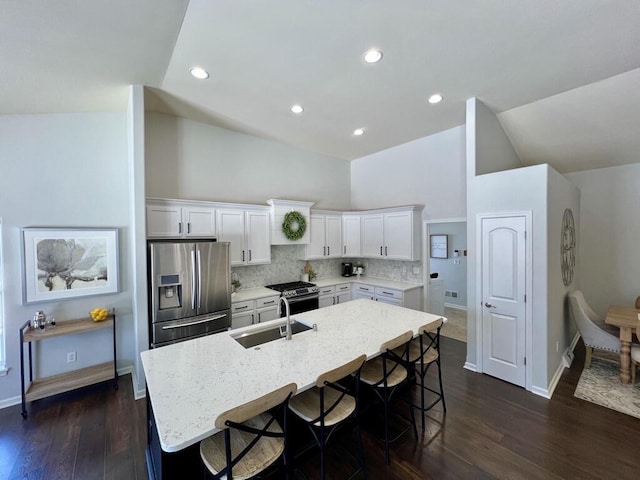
xmin=265 ymin=281 xmax=319 ymax=315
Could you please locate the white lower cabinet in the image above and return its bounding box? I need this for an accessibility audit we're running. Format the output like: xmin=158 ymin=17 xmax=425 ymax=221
xmin=352 ymin=283 xmax=375 ymax=301
xmin=256 ymin=296 xmax=280 ymax=323
xmin=318 ymin=283 xmax=352 ymax=308
xmin=352 ymin=283 xmax=423 ymax=310
xmin=231 ymin=295 xmax=280 ymax=329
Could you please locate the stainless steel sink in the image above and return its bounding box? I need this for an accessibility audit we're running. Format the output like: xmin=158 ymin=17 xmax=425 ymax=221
xmin=231 ymin=320 xmax=312 ymax=349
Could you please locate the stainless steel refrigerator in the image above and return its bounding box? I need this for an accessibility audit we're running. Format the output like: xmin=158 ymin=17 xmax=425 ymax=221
xmin=148 ymin=240 xmax=231 ymax=348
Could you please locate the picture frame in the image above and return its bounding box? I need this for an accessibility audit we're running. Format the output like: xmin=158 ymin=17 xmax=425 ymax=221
xmin=430 ymin=234 xmax=448 ymax=259
xmin=22 ymin=227 xmax=119 ymax=304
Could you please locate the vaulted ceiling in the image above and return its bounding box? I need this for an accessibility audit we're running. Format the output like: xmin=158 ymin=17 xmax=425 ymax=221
xmin=2 ymin=0 xmax=639 ymax=173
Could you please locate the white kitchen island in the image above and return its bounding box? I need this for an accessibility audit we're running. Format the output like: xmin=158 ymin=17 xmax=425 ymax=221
xmin=141 ymin=299 xmax=445 ymax=479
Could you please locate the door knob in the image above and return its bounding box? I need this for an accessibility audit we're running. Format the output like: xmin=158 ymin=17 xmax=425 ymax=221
xmin=484 ymin=302 xmax=495 ymax=308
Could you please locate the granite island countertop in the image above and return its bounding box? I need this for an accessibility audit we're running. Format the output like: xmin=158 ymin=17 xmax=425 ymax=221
xmin=141 ymin=299 xmax=445 ymax=453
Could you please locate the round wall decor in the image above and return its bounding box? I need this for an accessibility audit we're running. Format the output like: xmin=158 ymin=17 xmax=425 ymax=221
xmin=282 ymin=211 xmax=307 ymax=241
xmin=561 ymin=208 xmax=576 ymax=286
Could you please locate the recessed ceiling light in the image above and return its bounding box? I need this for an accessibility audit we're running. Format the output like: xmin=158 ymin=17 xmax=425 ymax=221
xmin=353 ymin=128 xmax=365 ymax=136
xmin=291 ymin=104 xmax=304 ymax=114
xmin=428 ymin=93 xmax=443 ymax=104
xmin=190 ymin=66 xmax=209 ymax=79
xmin=363 ymin=49 xmax=383 ymax=64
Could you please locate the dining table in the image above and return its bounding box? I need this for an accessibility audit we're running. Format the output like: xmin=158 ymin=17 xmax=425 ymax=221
xmin=605 ymin=305 xmax=640 ymax=384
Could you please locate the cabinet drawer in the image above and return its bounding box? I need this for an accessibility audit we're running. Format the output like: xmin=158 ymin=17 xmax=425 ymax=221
xmin=231 ymin=301 xmax=254 ymax=313
xmin=256 ymin=296 xmax=280 ymax=308
xmin=374 ymin=287 xmax=403 ymax=300
xmin=354 ymin=283 xmax=374 ymax=293
xmin=335 ymin=283 xmax=352 ymax=293
xmin=318 ymin=286 xmax=336 ymax=295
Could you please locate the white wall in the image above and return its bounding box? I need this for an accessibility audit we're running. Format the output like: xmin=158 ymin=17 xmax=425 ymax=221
xmin=472 ymin=100 xmax=523 ymax=175
xmin=0 ymin=113 xmax=134 ymax=405
xmin=546 ymin=168 xmax=580 ymax=384
xmin=467 ymin=165 xmax=548 ymax=391
xmin=145 ymin=113 xmax=351 ymax=210
xmin=428 ymin=222 xmax=467 ymax=307
xmin=350 ymin=125 xmax=466 ymax=220
xmin=566 ymin=163 xmax=640 ymax=316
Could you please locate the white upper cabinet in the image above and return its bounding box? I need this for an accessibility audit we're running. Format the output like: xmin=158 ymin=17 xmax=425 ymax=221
xmin=361 ymin=214 xmax=384 ymax=257
xmin=146 ymin=200 xmax=216 ymax=239
xmin=298 ymin=212 xmax=342 ymax=260
xmin=217 ymin=208 xmax=271 ymax=266
xmin=342 ymin=215 xmax=361 ymax=257
xmin=360 ymin=207 xmax=421 ymax=261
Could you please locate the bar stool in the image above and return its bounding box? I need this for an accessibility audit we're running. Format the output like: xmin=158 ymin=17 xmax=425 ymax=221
xmin=199 ymin=382 xmax=297 ymax=479
xmin=399 ymin=318 xmax=446 ymax=430
xmin=288 ymin=354 xmax=367 ymax=480
xmin=359 ymin=331 xmax=417 ymax=465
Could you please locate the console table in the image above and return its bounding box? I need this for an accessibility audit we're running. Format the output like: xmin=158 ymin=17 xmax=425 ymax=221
xmin=19 ymin=311 xmax=118 ymax=418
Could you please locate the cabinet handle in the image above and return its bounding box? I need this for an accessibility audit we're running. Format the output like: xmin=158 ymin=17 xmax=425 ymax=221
xmin=236 ymin=305 xmax=249 ymax=310
xmin=178 ymin=222 xmax=182 ymax=234
xmin=382 ymin=291 xmax=393 ymax=295
xmin=339 ymin=286 xmax=348 ymax=290
xmin=380 ymin=246 xmax=383 ymax=256
xmin=187 ymin=222 xmax=191 ymax=234
xmin=327 ymin=246 xmax=330 ymax=256
xmin=344 ymin=245 xmax=346 ymax=255
xmin=385 ymin=246 xmax=388 ymax=256
xmin=263 ymin=300 xmax=275 ymax=305
xmin=249 ymin=250 xmax=252 ymax=261
xmin=333 ymin=298 xmax=336 ymax=305
xmin=323 ymin=246 xmax=326 ymax=256
xmin=242 ymin=250 xmax=245 ymax=262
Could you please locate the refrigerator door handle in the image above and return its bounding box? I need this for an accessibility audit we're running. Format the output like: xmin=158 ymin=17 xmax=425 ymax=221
xmin=191 ymin=249 xmax=197 ymax=310
xmin=196 ymin=247 xmax=202 ymax=309
xmin=161 ymin=313 xmax=227 ymax=330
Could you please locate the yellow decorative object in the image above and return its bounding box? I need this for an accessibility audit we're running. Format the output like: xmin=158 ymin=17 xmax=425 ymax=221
xmin=90 ymin=308 xmax=109 ymax=322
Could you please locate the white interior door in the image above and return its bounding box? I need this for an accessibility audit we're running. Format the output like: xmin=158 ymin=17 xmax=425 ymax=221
xmin=481 ymin=216 xmax=527 ymax=387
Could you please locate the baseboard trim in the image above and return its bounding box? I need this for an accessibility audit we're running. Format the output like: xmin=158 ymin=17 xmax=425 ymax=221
xmin=463 ymin=361 xmax=477 ymax=372
xmin=0 ymin=395 xmax=21 ymax=409
xmin=131 ymin=369 xmax=146 ymax=400
xmin=530 ymin=384 xmax=552 ymax=399
xmin=444 ymin=303 xmax=467 ymax=311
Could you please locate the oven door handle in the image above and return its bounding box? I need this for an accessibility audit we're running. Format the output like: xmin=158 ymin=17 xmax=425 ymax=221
xmin=161 ymin=314 xmax=227 ymax=330
xmin=286 ymin=294 xmax=319 ymax=304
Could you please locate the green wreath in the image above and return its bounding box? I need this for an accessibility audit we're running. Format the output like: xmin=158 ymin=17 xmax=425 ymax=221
xmin=282 ymin=211 xmax=307 ymax=241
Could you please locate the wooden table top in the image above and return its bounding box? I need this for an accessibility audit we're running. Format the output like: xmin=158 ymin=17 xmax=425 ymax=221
xmin=605 ymin=305 xmax=640 ymax=329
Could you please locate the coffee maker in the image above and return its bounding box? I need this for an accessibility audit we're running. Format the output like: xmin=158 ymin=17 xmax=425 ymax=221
xmin=341 ymin=262 xmax=353 ymax=277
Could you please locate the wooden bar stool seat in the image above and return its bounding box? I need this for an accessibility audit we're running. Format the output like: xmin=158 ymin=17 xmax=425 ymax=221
xmin=288 ymin=386 xmax=356 ymax=427
xmin=288 ymin=354 xmax=367 ymax=480
xmin=200 ymin=383 xmax=297 ymax=480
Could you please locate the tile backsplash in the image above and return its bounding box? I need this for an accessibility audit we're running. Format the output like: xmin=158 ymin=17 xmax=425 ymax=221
xmin=232 ymin=245 xmax=422 ymax=289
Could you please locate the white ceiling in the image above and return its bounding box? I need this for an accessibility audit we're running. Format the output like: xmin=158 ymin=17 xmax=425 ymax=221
xmin=2 ymin=0 xmax=639 ymax=173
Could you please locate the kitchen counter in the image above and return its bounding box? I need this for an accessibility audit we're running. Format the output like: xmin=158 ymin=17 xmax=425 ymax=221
xmin=231 ymin=286 xmax=278 ymax=302
xmin=314 ymin=276 xmax=423 ymax=292
xmin=231 ymin=278 xmax=423 ymax=303
xmin=141 ymin=299 xmax=444 ymax=454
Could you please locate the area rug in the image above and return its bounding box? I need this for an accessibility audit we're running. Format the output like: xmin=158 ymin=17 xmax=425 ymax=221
xmin=441 ymin=307 xmax=467 ymax=343
xmin=574 ymin=358 xmax=640 ymax=419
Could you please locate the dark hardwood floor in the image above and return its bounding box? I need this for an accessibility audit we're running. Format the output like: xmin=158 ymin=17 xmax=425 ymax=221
xmin=2 ymin=337 xmax=639 ymax=480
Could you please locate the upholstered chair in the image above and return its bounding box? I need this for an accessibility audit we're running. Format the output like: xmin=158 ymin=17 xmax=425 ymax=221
xmin=568 ymin=291 xmax=620 ymax=369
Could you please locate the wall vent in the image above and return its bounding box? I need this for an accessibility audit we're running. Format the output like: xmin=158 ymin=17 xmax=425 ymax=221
xmin=445 ymin=290 xmax=459 ymax=298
